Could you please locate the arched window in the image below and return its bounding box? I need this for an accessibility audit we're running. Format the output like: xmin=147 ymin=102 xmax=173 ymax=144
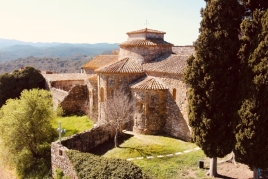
xmin=172 ymin=88 xmax=176 ymax=100
xmin=100 ymin=87 xmax=104 ymax=102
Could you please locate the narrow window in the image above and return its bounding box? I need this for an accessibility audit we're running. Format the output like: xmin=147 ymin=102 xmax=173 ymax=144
xmin=59 ymin=150 xmax=63 ymax=156
xmin=100 ymin=87 xmax=104 ymax=102
xmin=173 ymin=88 xmax=176 ymax=100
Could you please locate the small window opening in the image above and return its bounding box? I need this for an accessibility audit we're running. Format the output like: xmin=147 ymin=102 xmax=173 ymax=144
xmin=173 ymin=88 xmax=176 ymax=100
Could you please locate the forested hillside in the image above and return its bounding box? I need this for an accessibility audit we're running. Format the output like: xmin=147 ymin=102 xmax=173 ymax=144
xmin=0 ymin=56 xmax=93 ymax=74
xmin=0 ymin=38 xmax=119 ymax=62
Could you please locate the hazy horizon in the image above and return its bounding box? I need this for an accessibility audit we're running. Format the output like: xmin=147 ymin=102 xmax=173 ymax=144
xmin=0 ymin=0 xmax=205 ymax=46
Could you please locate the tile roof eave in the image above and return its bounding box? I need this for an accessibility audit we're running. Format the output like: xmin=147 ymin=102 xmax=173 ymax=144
xmin=95 ymin=71 xmax=144 ymax=74
xmin=144 ymin=70 xmax=184 ymax=76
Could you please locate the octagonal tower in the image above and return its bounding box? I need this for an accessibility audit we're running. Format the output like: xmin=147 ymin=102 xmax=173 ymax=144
xmin=118 ymin=28 xmax=173 ymax=64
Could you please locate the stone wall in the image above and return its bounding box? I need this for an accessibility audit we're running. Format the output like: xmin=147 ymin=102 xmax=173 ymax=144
xmin=51 ymin=80 xmax=85 ymax=91
xmin=51 ymin=88 xmax=69 ymax=109
xmin=51 ymin=143 xmax=78 ymax=179
xmin=147 ymin=73 xmax=191 ymax=141
xmin=87 ymin=82 xmax=98 ymax=122
xmin=119 ymin=46 xmax=172 ymax=63
xmin=60 ymin=85 xmax=89 ymax=115
xmin=132 ymin=89 xmax=166 ymax=134
xmin=51 ymin=123 xmax=116 ymax=178
xmin=98 ymin=73 xmax=144 ymax=124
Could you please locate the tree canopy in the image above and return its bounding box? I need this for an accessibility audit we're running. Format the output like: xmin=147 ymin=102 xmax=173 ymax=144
xmin=0 ymin=89 xmax=57 ymax=178
xmin=184 ymin=0 xmax=243 ymax=176
xmin=234 ymin=1 xmax=268 ymax=176
xmin=0 ymin=66 xmax=46 ymax=108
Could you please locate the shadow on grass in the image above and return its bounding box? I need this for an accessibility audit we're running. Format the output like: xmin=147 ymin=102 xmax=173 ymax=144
xmin=89 ymin=133 xmax=133 ymax=156
xmin=216 ymin=174 xmax=236 ymax=179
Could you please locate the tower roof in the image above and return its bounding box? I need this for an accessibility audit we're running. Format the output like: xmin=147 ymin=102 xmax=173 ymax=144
xmin=127 ymin=28 xmax=166 ymax=35
xmin=119 ymin=39 xmax=172 ymax=47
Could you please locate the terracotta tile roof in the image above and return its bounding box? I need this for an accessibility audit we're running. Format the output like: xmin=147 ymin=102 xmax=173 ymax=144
xmin=172 ymin=46 xmax=194 ymax=55
xmin=120 ymin=39 xmax=172 ymax=47
xmin=42 ymin=73 xmax=93 ymax=82
xmin=82 ymin=55 xmax=118 ymax=70
xmin=127 ymin=28 xmax=166 ymax=35
xmin=95 ymin=58 xmax=143 ymax=74
xmin=131 ymin=77 xmax=168 ymax=90
xmin=143 ymin=54 xmax=189 ymax=75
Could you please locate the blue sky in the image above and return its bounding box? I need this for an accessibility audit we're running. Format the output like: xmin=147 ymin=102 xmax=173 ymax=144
xmin=0 ymin=0 xmax=206 ymax=45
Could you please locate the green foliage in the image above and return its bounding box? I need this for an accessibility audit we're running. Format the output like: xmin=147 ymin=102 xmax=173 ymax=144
xmin=52 ymin=115 xmax=94 ymax=137
xmin=184 ymin=0 xmax=243 ymax=158
xmin=55 ymin=168 xmax=71 ymax=179
xmin=0 ymin=89 xmax=57 ymax=178
xmin=67 ymin=150 xmax=149 ymax=179
xmin=0 ymin=66 xmax=46 ymax=108
xmin=235 ymin=6 xmax=268 ymax=169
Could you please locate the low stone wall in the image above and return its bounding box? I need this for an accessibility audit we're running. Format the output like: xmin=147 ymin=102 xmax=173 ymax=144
xmin=51 ymin=143 xmax=78 ymax=179
xmin=51 ymin=123 xmax=115 ymax=178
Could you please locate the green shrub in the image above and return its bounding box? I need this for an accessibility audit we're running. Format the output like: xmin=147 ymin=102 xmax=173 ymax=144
xmin=67 ymin=150 xmax=150 ymax=179
xmin=55 ymin=168 xmax=71 ymax=179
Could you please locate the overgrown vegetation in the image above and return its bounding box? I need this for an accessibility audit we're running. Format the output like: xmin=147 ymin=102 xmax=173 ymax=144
xmin=0 ymin=89 xmax=57 ymax=179
xmin=67 ymin=150 xmax=149 ymax=179
xmin=0 ymin=66 xmax=46 ymax=108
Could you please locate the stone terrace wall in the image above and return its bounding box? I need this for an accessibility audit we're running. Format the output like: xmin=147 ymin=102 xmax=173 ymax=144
xmin=51 ymin=123 xmax=116 ymax=178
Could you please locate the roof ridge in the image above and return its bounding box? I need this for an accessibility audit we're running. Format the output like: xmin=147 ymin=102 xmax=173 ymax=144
xmin=118 ymin=58 xmax=129 ymax=72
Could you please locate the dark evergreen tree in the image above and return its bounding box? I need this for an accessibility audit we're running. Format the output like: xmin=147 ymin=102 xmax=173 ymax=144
xmin=0 ymin=66 xmax=46 ymax=108
xmin=235 ymin=1 xmax=268 ymax=178
xmin=184 ymin=0 xmax=242 ymax=176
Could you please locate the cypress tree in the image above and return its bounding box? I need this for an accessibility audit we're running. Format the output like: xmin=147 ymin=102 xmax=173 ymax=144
xmin=235 ymin=1 xmax=268 ymax=178
xmin=184 ymin=0 xmax=242 ymax=176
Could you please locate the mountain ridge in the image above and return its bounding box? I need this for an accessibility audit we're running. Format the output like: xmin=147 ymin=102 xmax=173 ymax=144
xmin=0 ymin=38 xmax=119 ymax=62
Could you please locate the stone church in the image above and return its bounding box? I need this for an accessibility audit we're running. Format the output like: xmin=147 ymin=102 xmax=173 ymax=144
xmin=43 ymin=28 xmax=194 ymax=141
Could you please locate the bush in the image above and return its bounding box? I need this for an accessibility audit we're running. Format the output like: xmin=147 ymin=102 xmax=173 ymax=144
xmin=67 ymin=150 xmax=150 ymax=179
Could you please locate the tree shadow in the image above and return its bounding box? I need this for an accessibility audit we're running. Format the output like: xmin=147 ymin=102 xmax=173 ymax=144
xmin=89 ymin=133 xmax=133 ymax=155
xmin=215 ymin=174 xmax=236 ymax=179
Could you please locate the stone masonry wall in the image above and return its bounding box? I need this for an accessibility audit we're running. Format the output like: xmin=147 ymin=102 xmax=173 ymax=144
xmin=119 ymin=46 xmax=172 ymax=63
xmin=51 ymin=143 xmax=78 ymax=179
xmin=51 ymin=88 xmax=69 ymax=109
xmin=98 ymin=73 xmax=144 ymax=124
xmin=132 ymin=89 xmax=166 ymax=135
xmin=51 ymin=123 xmax=115 ymax=178
xmin=60 ymin=85 xmax=89 ymax=115
xmin=87 ymin=82 xmax=98 ymax=122
xmin=147 ymin=73 xmax=191 ymax=141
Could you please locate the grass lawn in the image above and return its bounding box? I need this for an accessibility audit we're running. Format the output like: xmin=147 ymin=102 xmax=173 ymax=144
xmin=51 ymin=115 xmax=94 ymax=137
xmin=103 ymin=134 xmax=207 ymax=179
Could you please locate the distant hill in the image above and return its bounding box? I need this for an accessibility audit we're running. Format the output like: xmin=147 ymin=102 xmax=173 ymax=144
xmin=0 ymin=56 xmax=93 ymax=74
xmin=0 ymin=38 xmax=119 ymax=62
